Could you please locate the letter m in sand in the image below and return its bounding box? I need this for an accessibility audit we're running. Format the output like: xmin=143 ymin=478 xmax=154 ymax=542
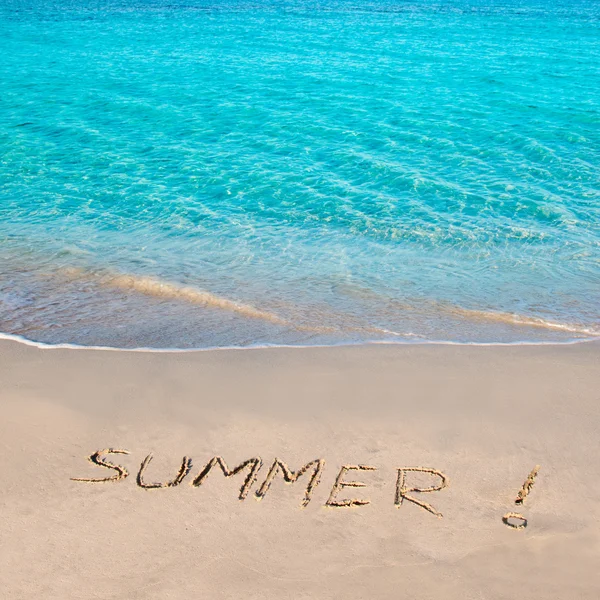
xmin=255 ymin=458 xmax=325 ymax=507
xmin=191 ymin=456 xmax=262 ymax=500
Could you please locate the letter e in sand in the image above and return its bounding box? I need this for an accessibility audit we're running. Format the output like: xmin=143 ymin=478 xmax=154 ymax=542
xmin=326 ymin=465 xmax=377 ymax=507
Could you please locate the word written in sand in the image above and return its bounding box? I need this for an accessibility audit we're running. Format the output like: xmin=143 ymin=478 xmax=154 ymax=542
xmin=71 ymin=448 xmax=449 ymax=517
xmin=502 ymin=465 xmax=541 ymax=530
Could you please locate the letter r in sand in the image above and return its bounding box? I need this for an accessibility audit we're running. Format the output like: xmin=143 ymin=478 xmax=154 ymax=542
xmin=395 ymin=467 xmax=449 ymax=518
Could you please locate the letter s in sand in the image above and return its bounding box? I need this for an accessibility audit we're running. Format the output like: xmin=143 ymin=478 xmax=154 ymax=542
xmin=71 ymin=448 xmax=130 ymax=483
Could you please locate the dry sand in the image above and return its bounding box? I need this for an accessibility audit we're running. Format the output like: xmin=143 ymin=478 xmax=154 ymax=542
xmin=1 ymin=338 xmax=599 ymax=599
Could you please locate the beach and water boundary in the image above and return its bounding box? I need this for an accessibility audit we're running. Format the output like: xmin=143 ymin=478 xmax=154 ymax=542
xmin=1 ymin=257 xmax=598 ymax=350
xmin=1 ymin=1 xmax=599 ymax=596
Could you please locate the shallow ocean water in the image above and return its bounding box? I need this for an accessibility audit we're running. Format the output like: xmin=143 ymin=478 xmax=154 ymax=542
xmin=0 ymin=0 xmax=599 ymax=348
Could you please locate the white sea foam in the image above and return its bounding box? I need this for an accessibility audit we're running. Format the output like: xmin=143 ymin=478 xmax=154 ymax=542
xmin=0 ymin=330 xmax=596 ymax=355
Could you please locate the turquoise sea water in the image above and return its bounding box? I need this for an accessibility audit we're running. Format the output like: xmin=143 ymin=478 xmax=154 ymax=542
xmin=0 ymin=0 xmax=599 ymax=348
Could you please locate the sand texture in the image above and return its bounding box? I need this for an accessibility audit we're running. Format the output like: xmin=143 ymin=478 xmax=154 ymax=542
xmin=1 ymin=339 xmax=599 ymax=599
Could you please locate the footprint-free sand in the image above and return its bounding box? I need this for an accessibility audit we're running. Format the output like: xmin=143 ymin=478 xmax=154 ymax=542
xmin=1 ymin=339 xmax=599 ymax=599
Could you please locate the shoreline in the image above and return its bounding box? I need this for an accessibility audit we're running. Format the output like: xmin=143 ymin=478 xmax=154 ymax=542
xmin=1 ymin=329 xmax=598 ymax=353
xmin=1 ymin=337 xmax=599 ymax=598
xmin=2 ymin=256 xmax=598 ymax=350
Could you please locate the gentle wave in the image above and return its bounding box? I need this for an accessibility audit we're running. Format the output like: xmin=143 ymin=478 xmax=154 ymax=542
xmin=439 ymin=305 xmax=600 ymax=337
xmin=58 ymin=267 xmax=599 ymax=339
xmin=60 ymin=267 xmax=291 ymax=325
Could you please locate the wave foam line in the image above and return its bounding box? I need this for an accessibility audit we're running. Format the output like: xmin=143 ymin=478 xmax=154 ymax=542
xmin=0 ymin=330 xmax=596 ymax=354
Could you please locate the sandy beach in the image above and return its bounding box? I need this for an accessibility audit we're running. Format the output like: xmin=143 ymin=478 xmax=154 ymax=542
xmin=1 ymin=338 xmax=599 ymax=599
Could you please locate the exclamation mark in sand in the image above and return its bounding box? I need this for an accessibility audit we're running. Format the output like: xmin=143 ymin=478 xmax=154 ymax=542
xmin=502 ymin=465 xmax=541 ymax=530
